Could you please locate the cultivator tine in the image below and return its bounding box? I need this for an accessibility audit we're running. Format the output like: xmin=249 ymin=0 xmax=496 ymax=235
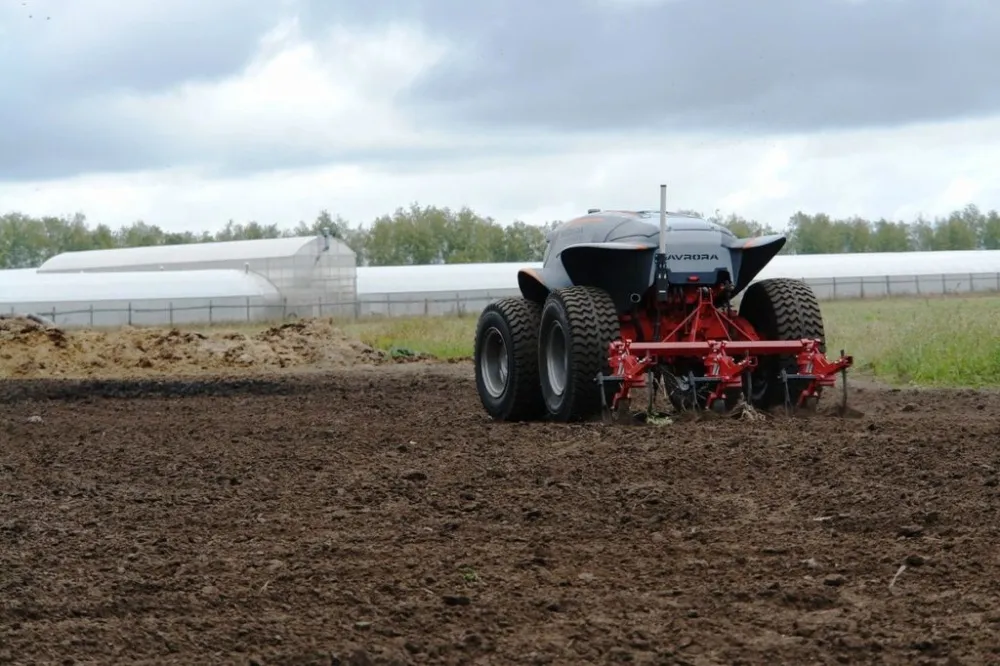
xmin=840 ymin=348 xmax=849 ymax=414
xmin=742 ymin=367 xmax=753 ymax=408
xmin=597 ymin=371 xmax=612 ymax=422
xmin=596 ymin=371 xmax=631 ymax=423
xmin=781 ymin=369 xmax=793 ymax=414
xmin=647 ymin=369 xmax=655 ymax=414
xmin=688 ymin=370 xmax=698 ymax=411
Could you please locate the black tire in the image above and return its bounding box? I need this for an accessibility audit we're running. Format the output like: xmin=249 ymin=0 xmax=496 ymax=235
xmin=537 ymin=286 xmax=620 ymax=422
xmin=738 ymin=278 xmax=826 ymax=408
xmin=474 ymin=297 xmax=545 ymax=421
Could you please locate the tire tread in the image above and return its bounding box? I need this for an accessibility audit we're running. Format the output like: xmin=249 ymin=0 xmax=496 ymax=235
xmin=738 ymin=278 xmax=826 ymax=406
xmin=474 ymin=297 xmax=544 ymax=421
xmin=542 ymin=286 xmax=619 ymax=421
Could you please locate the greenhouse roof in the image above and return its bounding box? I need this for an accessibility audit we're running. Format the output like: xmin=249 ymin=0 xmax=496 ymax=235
xmin=355 ymin=250 xmax=1000 ymax=294
xmin=0 ymin=269 xmax=280 ymax=304
xmin=37 ymin=235 xmax=354 ymax=273
xmin=756 ymin=250 xmax=1000 ymax=280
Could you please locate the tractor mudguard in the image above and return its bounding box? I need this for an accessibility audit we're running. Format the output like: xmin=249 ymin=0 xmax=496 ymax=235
xmin=729 ymin=234 xmax=787 ymax=294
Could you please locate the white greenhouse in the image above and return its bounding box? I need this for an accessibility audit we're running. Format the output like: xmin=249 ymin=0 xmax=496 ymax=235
xmin=36 ymin=233 xmax=358 ymax=317
xmin=0 ymin=269 xmax=285 ymax=327
xmin=354 ymin=250 xmax=1000 ymax=316
xmin=753 ymin=250 xmax=1000 ymax=299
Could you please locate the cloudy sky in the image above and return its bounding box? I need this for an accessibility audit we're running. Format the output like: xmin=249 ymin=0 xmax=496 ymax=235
xmin=1 ymin=0 xmax=998 ymax=233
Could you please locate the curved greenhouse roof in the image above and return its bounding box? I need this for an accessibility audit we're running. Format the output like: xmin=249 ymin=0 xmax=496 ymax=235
xmin=356 ymin=250 xmax=1000 ymax=294
xmin=757 ymin=250 xmax=1000 ymax=280
xmin=0 ymin=269 xmax=280 ymax=304
xmin=37 ymin=235 xmax=354 ymax=273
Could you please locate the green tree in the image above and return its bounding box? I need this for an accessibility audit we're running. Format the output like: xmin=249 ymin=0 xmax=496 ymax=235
xmin=869 ymin=218 xmax=912 ymax=252
xmin=981 ymin=210 xmax=1000 ymax=250
xmin=1 ymin=202 xmax=999 ymax=268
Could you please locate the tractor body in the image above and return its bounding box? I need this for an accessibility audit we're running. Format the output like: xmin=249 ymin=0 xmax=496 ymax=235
xmin=474 ymin=185 xmax=854 ymax=423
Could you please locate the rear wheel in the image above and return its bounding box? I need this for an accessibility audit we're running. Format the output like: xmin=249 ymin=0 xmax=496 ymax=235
xmin=738 ymin=278 xmax=826 ymax=409
xmin=474 ymin=297 xmax=545 ymax=421
xmin=538 ymin=286 xmax=620 ymax=422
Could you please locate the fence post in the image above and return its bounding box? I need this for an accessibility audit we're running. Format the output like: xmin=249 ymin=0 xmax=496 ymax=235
xmin=51 ymin=306 xmax=56 ymax=324
xmin=169 ymin=302 xmax=173 ymax=326
xmin=209 ymin=301 xmax=213 ymax=325
xmin=128 ymin=302 xmax=132 ymax=326
xmin=246 ymin=296 xmax=251 ymax=322
xmin=941 ymin=274 xmax=946 ymax=294
xmin=885 ymin=274 xmax=890 ymax=297
xmin=832 ymin=277 xmax=837 ymax=300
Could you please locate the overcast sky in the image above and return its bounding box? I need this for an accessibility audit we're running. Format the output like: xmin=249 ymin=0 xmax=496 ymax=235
xmin=1 ymin=0 xmax=998 ymax=233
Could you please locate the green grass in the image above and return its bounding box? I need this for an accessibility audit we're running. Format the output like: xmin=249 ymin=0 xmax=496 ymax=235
xmin=820 ymin=295 xmax=1000 ymax=387
xmin=189 ymin=294 xmax=1000 ymax=388
xmin=337 ymin=314 xmax=477 ymax=360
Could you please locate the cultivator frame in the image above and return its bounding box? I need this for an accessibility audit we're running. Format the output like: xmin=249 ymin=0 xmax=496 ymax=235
xmin=596 ymin=276 xmax=854 ymax=419
xmin=598 ymin=336 xmax=853 ymax=418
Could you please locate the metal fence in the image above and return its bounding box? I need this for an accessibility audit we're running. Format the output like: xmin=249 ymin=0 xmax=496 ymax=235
xmin=6 ymin=272 xmax=1000 ymax=328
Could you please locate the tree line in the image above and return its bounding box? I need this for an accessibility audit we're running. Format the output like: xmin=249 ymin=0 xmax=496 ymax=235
xmin=0 ymin=203 xmax=997 ymax=269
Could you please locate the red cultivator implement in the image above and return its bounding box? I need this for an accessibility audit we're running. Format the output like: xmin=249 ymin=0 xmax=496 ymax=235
xmin=598 ymin=285 xmax=853 ymax=420
xmin=473 ymin=184 xmax=855 ymax=423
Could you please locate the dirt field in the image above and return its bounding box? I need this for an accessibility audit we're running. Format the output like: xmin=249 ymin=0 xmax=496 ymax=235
xmin=3 ymin=349 xmax=1000 ymax=665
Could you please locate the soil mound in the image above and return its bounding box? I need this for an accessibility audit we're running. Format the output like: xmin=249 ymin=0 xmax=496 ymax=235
xmin=0 ymin=315 xmax=400 ymax=379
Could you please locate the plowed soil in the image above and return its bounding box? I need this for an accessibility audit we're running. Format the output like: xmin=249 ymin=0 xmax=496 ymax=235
xmin=2 ymin=363 xmax=999 ymax=665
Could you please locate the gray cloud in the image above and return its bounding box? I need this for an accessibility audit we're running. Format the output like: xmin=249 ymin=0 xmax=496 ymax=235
xmin=0 ymin=0 xmax=288 ymax=180
xmin=3 ymin=0 xmax=280 ymax=94
xmin=401 ymin=0 xmax=1000 ymax=134
xmin=1 ymin=0 xmax=998 ymax=183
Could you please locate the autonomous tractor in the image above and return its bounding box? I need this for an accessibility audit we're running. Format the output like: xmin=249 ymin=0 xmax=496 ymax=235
xmin=473 ymin=184 xmax=854 ymax=422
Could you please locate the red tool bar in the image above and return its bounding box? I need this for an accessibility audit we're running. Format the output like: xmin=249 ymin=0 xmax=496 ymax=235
xmin=624 ymin=340 xmax=820 ymax=355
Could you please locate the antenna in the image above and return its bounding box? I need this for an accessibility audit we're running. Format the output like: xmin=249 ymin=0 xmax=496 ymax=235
xmin=658 ymin=184 xmax=667 ymax=256
xmin=654 ymin=184 xmax=669 ymax=304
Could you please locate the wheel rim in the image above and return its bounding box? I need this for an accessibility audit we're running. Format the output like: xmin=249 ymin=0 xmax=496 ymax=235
xmin=545 ymin=321 xmax=568 ymax=396
xmin=480 ymin=327 xmax=509 ymax=398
